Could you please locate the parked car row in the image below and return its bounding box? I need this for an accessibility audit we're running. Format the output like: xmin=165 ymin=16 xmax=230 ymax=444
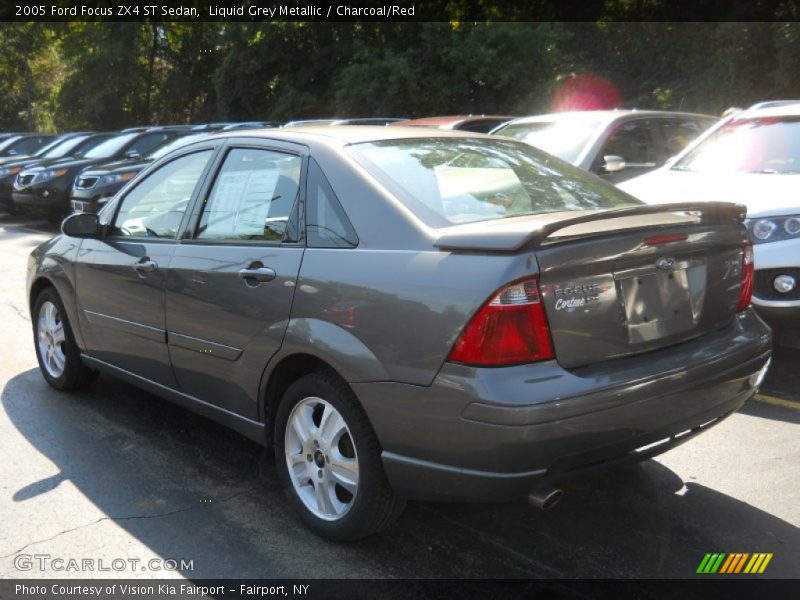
xmin=0 ymin=123 xmax=268 ymax=219
xmin=0 ymin=110 xmax=716 ymax=220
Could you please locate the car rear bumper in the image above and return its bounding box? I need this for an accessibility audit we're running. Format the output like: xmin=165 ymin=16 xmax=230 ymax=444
xmin=353 ymin=310 xmax=771 ymax=502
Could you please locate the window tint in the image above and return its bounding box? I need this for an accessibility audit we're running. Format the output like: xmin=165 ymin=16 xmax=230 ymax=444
xmin=7 ymin=136 xmax=49 ymax=156
xmin=599 ymin=120 xmax=656 ymax=165
xmin=126 ymin=132 xmax=172 ymax=157
xmin=657 ymin=119 xmax=704 ymax=159
xmin=112 ymin=150 xmax=212 ymax=239
xmin=306 ymin=159 xmax=357 ymax=248
xmin=197 ymin=148 xmax=301 ymax=243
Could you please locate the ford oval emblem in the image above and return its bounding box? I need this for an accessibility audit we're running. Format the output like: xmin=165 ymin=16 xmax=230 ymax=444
xmin=656 ymin=256 xmax=676 ymax=271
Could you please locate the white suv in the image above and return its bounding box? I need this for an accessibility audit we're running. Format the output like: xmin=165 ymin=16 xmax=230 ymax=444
xmin=620 ymin=101 xmax=800 ymax=347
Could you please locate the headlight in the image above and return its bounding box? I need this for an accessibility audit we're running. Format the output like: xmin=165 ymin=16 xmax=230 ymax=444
xmin=784 ymin=217 xmax=800 ymax=236
xmin=36 ymin=168 xmax=69 ymax=183
xmin=0 ymin=166 xmax=21 ymax=178
xmin=752 ymin=219 xmax=777 ymax=240
xmin=747 ymin=216 xmax=800 ymax=244
xmin=99 ymin=171 xmax=136 ymax=186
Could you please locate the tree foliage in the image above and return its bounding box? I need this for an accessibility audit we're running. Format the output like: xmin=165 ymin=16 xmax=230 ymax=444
xmin=0 ymin=20 xmax=798 ymax=131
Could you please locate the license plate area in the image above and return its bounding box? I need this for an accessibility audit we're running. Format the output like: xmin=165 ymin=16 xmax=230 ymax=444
xmin=616 ymin=259 xmax=706 ymax=344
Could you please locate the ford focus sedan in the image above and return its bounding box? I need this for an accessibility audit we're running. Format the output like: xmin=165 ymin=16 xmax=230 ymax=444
xmin=27 ymin=127 xmax=771 ymax=541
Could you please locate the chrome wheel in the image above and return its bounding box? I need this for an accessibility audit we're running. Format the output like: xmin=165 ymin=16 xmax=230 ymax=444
xmin=37 ymin=301 xmax=66 ymax=379
xmin=284 ymin=396 xmax=359 ymax=521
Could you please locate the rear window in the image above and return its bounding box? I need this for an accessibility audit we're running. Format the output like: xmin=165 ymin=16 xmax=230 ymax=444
xmin=348 ymin=138 xmax=639 ymax=227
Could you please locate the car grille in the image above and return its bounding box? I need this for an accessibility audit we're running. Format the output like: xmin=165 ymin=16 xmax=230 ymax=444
xmin=754 ymin=268 xmax=800 ymax=301
xmin=75 ymin=176 xmax=99 ymax=189
xmin=17 ymin=174 xmax=34 ymax=186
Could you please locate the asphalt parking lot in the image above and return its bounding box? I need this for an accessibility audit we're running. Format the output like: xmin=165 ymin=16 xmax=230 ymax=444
xmin=0 ymin=212 xmax=798 ymax=580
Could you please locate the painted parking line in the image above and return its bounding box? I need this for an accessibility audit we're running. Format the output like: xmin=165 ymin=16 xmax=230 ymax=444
xmin=754 ymin=393 xmax=800 ymax=410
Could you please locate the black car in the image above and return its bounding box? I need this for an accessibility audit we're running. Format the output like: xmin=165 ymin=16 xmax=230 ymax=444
xmin=12 ymin=129 xmax=189 ymax=219
xmin=70 ymin=132 xmax=211 ymax=213
xmin=0 ymin=133 xmax=112 ymax=212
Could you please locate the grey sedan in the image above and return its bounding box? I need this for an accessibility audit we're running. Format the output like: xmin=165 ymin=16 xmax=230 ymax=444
xmin=27 ymin=127 xmax=771 ymax=541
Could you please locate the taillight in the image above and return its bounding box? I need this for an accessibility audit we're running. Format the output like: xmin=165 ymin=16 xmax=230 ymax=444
xmin=448 ymin=277 xmax=554 ymax=366
xmin=736 ymin=243 xmax=754 ymax=312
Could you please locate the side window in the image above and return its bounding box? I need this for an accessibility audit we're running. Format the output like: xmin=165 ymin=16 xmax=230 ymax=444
xmin=306 ymin=159 xmax=358 ymax=248
xmin=657 ymin=119 xmax=704 ymax=160
xmin=598 ymin=120 xmax=657 ymax=167
xmin=11 ymin=137 xmax=47 ymax=155
xmin=126 ymin=133 xmax=171 ymax=157
xmin=197 ymin=147 xmax=301 ymax=243
xmin=112 ymin=150 xmax=212 ymax=239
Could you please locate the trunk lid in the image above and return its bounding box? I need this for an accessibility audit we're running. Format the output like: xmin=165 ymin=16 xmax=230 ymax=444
xmin=435 ymin=202 xmax=749 ymax=368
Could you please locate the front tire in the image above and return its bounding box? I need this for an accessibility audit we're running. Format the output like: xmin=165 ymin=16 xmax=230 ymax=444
xmin=274 ymin=371 xmax=405 ymax=541
xmin=32 ymin=288 xmax=96 ymax=390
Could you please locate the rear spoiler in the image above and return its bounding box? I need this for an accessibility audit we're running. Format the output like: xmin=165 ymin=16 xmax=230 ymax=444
xmin=433 ymin=202 xmax=748 ymax=252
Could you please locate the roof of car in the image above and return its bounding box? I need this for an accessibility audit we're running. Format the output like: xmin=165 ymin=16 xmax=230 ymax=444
xmin=391 ymin=115 xmax=514 ymax=128
xmin=737 ymin=101 xmax=800 ymax=119
xmin=203 ymin=125 xmax=490 ymax=147
xmin=503 ymin=110 xmax=716 ymax=127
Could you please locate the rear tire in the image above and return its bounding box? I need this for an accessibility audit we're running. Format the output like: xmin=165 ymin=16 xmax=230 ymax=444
xmin=32 ymin=287 xmax=97 ymax=391
xmin=274 ymin=371 xmax=405 ymax=541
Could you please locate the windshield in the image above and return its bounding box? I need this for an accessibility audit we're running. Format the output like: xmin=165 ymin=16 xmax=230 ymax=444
xmin=492 ymin=119 xmax=604 ymax=164
xmin=675 ymin=116 xmax=800 ymax=174
xmin=146 ymin=133 xmax=209 ymax=159
xmin=41 ymin=135 xmax=90 ymax=158
xmin=83 ymin=133 xmax=138 ymax=159
xmin=348 ymin=138 xmax=639 ymax=227
xmin=0 ymin=137 xmax=21 ymax=152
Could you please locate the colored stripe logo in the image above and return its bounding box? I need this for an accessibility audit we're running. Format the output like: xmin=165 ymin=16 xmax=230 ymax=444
xmin=697 ymin=553 xmax=773 ymax=574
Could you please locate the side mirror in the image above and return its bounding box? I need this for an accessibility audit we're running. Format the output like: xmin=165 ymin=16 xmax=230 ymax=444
xmin=603 ymin=155 xmax=626 ymax=173
xmin=125 ymin=150 xmax=140 ymax=160
xmin=61 ymin=212 xmax=100 ymax=238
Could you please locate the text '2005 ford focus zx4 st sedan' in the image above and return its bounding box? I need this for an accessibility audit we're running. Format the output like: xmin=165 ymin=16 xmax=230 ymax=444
xmin=27 ymin=127 xmax=771 ymax=541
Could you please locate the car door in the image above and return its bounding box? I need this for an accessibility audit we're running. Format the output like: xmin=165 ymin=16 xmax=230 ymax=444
xmin=165 ymin=140 xmax=306 ymax=419
xmin=75 ymin=146 xmax=217 ymax=387
xmin=591 ymin=119 xmax=659 ymax=183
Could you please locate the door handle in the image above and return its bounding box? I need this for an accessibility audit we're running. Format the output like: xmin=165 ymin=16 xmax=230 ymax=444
xmin=133 ymin=259 xmax=158 ymax=275
xmin=238 ymin=265 xmax=276 ymax=284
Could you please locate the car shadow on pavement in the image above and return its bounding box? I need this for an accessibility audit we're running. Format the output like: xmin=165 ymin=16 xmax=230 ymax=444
xmin=3 ymin=368 xmax=799 ymax=579
xmin=0 ymin=211 xmax=60 ymax=233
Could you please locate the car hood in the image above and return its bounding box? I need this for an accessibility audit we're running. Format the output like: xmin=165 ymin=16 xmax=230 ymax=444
xmin=80 ymin=158 xmax=151 ymax=177
xmin=619 ymin=169 xmax=800 ymax=218
xmin=0 ymin=154 xmax=33 ymax=166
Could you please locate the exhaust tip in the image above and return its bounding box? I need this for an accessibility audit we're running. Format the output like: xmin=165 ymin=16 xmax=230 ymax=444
xmin=527 ymin=487 xmax=563 ymax=510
